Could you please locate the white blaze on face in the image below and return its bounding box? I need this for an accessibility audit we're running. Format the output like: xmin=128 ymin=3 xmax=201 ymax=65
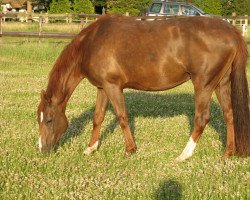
xmin=38 ymin=136 xmax=42 ymax=152
xmin=40 ymin=112 xmax=44 ymax=123
xmin=176 ymin=137 xmax=197 ymax=162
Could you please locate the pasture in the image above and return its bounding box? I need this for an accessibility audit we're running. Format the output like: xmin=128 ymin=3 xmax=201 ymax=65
xmin=0 ymin=37 xmax=249 ymax=199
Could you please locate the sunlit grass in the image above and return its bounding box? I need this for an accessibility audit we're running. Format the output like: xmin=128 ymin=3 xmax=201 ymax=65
xmin=0 ymin=37 xmax=249 ymax=199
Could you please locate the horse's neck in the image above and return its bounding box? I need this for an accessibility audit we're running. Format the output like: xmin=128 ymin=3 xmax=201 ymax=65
xmin=46 ymin=58 xmax=84 ymax=109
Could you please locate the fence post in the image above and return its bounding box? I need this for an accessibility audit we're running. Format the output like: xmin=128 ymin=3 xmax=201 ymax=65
xmin=232 ymin=12 xmax=236 ymax=26
xmin=0 ymin=14 xmax=2 ymax=37
xmin=243 ymin=15 xmax=248 ymax=37
xmin=69 ymin=14 xmax=72 ymax=23
xmin=39 ymin=16 xmax=43 ymax=37
xmin=66 ymin=13 xmax=69 ymax=23
xmin=245 ymin=15 xmax=248 ymax=27
xmin=80 ymin=15 xmax=84 ymax=30
xmin=25 ymin=11 xmax=28 ymax=22
xmin=45 ymin=13 xmax=49 ymax=23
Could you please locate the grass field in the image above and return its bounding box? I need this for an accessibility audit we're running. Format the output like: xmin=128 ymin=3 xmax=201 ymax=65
xmin=0 ymin=37 xmax=249 ymax=199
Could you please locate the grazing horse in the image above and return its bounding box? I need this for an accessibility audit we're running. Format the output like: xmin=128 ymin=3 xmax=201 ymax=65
xmin=37 ymin=15 xmax=250 ymax=160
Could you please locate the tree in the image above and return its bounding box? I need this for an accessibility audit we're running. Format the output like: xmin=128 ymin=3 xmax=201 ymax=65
xmin=107 ymin=0 xmax=152 ymax=16
xmin=74 ymin=0 xmax=94 ymax=14
xmin=0 ymin=0 xmax=2 ymax=12
xmin=135 ymin=0 xmax=154 ymax=15
xmin=221 ymin=0 xmax=250 ymax=16
xmin=91 ymin=0 xmax=106 ymax=7
xmin=49 ymin=0 xmax=72 ymax=13
xmin=192 ymin=0 xmax=222 ymax=15
xmin=107 ymin=0 xmax=138 ymax=15
xmin=221 ymin=0 xmax=234 ymax=16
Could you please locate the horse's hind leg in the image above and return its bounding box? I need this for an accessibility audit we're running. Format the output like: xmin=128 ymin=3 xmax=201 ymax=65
xmin=103 ymin=84 xmax=136 ymax=154
xmin=176 ymin=85 xmax=213 ymax=162
xmin=84 ymin=88 xmax=109 ymax=155
xmin=215 ymin=69 xmax=235 ymax=158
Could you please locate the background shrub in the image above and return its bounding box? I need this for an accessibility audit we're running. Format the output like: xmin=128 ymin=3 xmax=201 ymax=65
xmin=74 ymin=0 xmax=94 ymax=14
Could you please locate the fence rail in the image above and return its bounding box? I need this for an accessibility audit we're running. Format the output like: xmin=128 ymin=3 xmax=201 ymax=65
xmin=2 ymin=31 xmax=76 ymax=38
xmin=0 ymin=13 xmax=249 ymax=43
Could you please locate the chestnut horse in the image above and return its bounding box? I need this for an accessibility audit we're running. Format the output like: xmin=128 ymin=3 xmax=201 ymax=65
xmin=37 ymin=15 xmax=250 ymax=160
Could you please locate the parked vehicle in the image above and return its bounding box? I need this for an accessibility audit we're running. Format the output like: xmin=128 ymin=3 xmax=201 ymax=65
xmin=147 ymin=1 xmax=209 ymax=17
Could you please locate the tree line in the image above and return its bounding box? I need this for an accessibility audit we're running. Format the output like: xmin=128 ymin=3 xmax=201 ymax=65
xmin=21 ymin=0 xmax=250 ymax=16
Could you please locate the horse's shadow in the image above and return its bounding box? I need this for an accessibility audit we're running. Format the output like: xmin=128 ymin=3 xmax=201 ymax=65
xmin=154 ymin=179 xmax=182 ymax=200
xmin=60 ymin=92 xmax=226 ymax=149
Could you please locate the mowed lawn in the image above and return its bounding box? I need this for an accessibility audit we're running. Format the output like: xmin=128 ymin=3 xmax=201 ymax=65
xmin=0 ymin=37 xmax=249 ymax=199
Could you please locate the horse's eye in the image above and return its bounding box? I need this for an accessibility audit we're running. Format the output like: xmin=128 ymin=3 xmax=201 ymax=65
xmin=46 ymin=119 xmax=52 ymax=125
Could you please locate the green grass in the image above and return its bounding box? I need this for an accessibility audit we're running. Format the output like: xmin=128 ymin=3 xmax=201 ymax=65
xmin=0 ymin=37 xmax=250 ymax=199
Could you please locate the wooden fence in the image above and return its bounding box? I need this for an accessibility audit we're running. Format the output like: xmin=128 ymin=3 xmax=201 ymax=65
xmin=0 ymin=13 xmax=99 ymax=38
xmin=0 ymin=13 xmax=249 ymax=42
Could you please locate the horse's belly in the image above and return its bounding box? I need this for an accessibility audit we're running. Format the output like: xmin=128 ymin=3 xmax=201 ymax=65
xmin=124 ymin=72 xmax=191 ymax=91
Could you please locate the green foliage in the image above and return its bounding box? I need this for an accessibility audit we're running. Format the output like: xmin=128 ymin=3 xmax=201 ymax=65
xmin=221 ymin=0 xmax=235 ymax=16
xmin=192 ymin=0 xmax=222 ymax=15
xmin=74 ymin=0 xmax=94 ymax=14
xmin=91 ymin=0 xmax=106 ymax=7
xmin=49 ymin=0 xmax=72 ymax=14
xmin=107 ymin=0 xmax=153 ymax=16
xmin=221 ymin=0 xmax=250 ymax=16
xmin=107 ymin=0 xmax=139 ymax=16
xmin=135 ymin=0 xmax=154 ymax=15
xmin=22 ymin=0 xmax=250 ymax=16
xmin=0 ymin=0 xmax=3 ymax=12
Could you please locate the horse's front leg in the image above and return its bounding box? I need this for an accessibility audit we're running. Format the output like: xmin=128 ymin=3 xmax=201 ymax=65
xmin=104 ymin=84 xmax=137 ymax=154
xmin=84 ymin=88 xmax=109 ymax=155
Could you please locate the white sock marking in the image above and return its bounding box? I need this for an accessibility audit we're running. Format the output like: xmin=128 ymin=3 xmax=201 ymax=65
xmin=40 ymin=112 xmax=44 ymax=123
xmin=84 ymin=141 xmax=99 ymax=155
xmin=176 ymin=137 xmax=197 ymax=162
xmin=38 ymin=136 xmax=42 ymax=152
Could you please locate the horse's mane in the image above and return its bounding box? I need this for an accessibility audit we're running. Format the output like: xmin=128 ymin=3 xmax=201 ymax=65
xmin=45 ymin=15 xmax=117 ymax=100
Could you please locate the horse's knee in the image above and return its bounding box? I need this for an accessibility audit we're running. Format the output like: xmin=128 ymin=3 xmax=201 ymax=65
xmin=224 ymin=110 xmax=233 ymax=124
xmin=93 ymin=112 xmax=105 ymax=127
xmin=117 ymin=115 xmax=129 ymax=129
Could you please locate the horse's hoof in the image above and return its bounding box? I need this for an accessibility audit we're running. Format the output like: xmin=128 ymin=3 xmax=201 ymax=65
xmin=222 ymin=150 xmax=235 ymax=160
xmin=124 ymin=147 xmax=137 ymax=157
xmin=84 ymin=141 xmax=99 ymax=155
xmin=175 ymin=155 xmax=186 ymax=162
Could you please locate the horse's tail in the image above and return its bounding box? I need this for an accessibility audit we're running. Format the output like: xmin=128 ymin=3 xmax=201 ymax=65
xmin=231 ymin=30 xmax=250 ymax=156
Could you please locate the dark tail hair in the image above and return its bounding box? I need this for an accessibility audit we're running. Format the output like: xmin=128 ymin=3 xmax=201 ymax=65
xmin=231 ymin=30 xmax=250 ymax=156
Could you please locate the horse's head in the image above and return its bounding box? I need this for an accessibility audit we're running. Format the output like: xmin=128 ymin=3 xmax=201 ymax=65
xmin=37 ymin=90 xmax=68 ymax=153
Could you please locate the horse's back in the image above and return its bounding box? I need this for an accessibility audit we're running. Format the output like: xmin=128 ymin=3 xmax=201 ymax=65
xmin=82 ymin=16 xmax=240 ymax=91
